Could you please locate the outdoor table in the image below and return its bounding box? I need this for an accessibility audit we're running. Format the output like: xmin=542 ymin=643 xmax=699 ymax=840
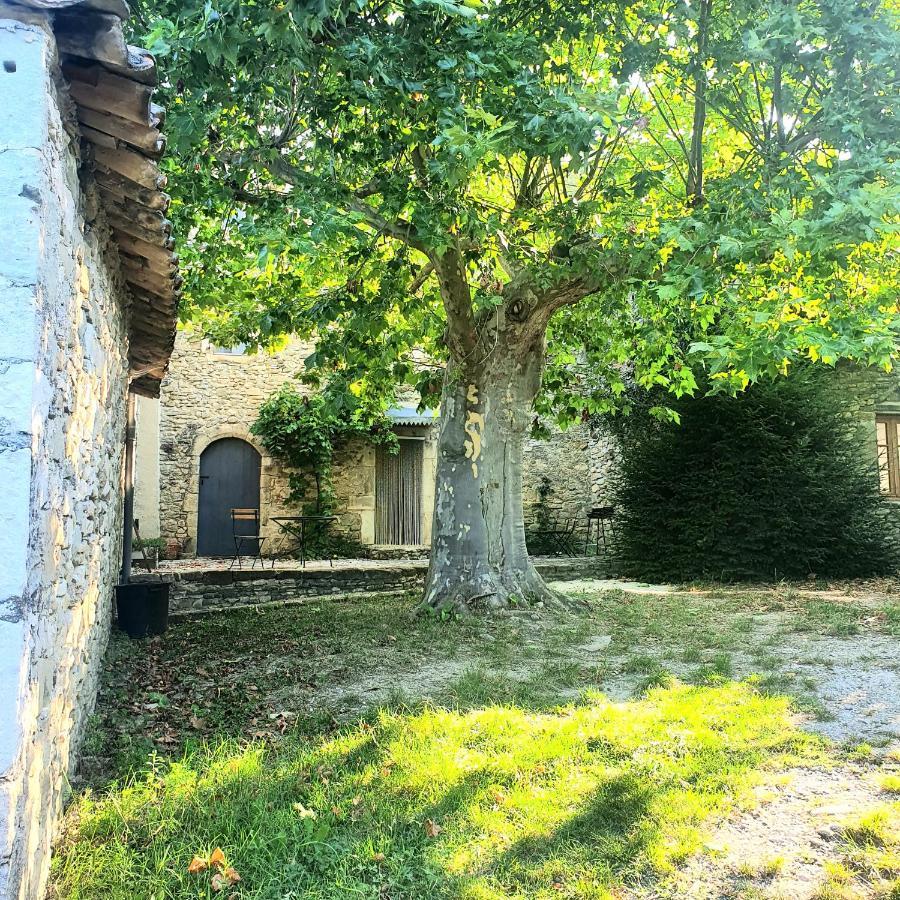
xmin=270 ymin=515 xmax=338 ymax=567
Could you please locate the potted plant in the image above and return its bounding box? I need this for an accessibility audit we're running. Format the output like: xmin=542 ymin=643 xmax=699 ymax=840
xmin=134 ymin=535 xmax=163 ymax=569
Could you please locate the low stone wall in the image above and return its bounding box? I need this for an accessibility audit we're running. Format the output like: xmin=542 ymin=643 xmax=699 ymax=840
xmin=147 ymin=558 xmax=607 ymax=614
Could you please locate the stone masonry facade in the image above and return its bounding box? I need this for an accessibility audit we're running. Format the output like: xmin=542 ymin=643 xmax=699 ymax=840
xmin=155 ymin=332 xmax=602 ymax=555
xmin=0 ymin=13 xmax=129 ymax=898
xmin=843 ymin=366 xmax=900 ymax=549
xmin=157 ymin=333 xmax=408 ymax=554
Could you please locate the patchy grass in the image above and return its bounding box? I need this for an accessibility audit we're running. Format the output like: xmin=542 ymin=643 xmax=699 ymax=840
xmin=795 ymin=600 xmax=867 ymax=637
xmin=81 ymin=593 xmax=494 ymax=783
xmin=880 ymin=776 xmax=900 ymax=795
xmin=826 ymin=803 xmax=900 ymax=898
xmin=57 ymin=582 xmax=900 ymax=899
xmin=51 ymin=682 xmax=817 ymax=900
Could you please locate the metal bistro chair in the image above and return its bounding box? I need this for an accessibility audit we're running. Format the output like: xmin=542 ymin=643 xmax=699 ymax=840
xmin=535 ymin=514 xmax=580 ymax=557
xmin=585 ymin=506 xmax=615 ymax=556
xmin=230 ymin=508 xmax=268 ymax=570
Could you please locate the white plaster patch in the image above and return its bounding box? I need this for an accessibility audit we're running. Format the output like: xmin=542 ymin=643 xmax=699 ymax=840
xmin=0 ymin=19 xmax=49 ymax=153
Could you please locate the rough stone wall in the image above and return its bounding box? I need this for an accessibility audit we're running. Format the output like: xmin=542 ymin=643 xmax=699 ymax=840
xmin=147 ymin=557 xmax=605 ymax=614
xmin=588 ymin=425 xmax=620 ymax=509
xmin=156 ymin=332 xmax=371 ymax=554
xmin=522 ymin=424 xmax=596 ymax=534
xmin=156 ymin=332 xmax=598 ymax=553
xmin=0 ymin=13 xmax=129 ymax=899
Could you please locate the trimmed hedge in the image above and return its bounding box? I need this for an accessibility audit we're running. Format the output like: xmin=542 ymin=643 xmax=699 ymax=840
xmin=607 ymin=367 xmax=897 ymax=581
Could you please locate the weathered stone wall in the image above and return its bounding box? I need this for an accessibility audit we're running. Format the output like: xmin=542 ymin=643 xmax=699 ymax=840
xmin=157 ymin=332 xmax=384 ymax=554
xmin=0 ymin=13 xmax=129 ymax=898
xmin=522 ymin=424 xmax=595 ymax=533
xmin=155 ymin=332 xmax=599 ymax=554
xmin=145 ymin=557 xmax=606 ymax=614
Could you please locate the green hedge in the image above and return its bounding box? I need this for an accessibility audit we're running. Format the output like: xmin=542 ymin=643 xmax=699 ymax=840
xmin=607 ymin=367 xmax=897 ymax=582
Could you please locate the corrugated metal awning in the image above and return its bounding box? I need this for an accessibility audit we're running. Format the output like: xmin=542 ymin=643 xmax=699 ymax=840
xmin=386 ymin=404 xmax=439 ymax=426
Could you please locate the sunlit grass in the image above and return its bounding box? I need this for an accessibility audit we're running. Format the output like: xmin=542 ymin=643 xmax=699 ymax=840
xmin=821 ymin=802 xmax=900 ymax=899
xmin=51 ymin=681 xmax=820 ymax=899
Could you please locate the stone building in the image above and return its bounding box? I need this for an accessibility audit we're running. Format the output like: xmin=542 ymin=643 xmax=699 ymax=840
xmin=845 ymin=367 xmax=900 ymax=545
xmin=136 ymin=331 xmax=604 ymax=556
xmin=0 ymin=3 xmax=177 ymax=896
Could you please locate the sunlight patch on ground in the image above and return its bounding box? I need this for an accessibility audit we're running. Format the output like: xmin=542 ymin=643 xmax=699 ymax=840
xmin=51 ymin=683 xmax=815 ymax=899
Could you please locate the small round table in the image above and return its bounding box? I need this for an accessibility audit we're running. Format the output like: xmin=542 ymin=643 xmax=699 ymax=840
xmin=270 ymin=515 xmax=338 ymax=567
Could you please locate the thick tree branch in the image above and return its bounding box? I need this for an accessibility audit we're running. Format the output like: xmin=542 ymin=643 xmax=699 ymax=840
xmin=434 ymin=247 xmax=478 ymax=358
xmin=500 ymin=250 xmax=626 ymax=344
xmin=344 ymin=197 xmax=431 ymax=255
xmin=409 ymin=261 xmax=435 ymax=294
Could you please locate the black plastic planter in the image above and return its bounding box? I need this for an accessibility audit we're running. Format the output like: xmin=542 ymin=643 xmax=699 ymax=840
xmin=116 ymin=582 xmax=170 ymax=638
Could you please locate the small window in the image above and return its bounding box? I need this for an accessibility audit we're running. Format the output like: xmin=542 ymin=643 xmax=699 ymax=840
xmin=876 ymin=414 xmax=900 ymax=498
xmin=211 ymin=342 xmax=247 ymax=356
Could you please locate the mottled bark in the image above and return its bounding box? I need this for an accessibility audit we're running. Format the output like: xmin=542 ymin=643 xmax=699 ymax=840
xmin=420 ymin=336 xmax=563 ymax=613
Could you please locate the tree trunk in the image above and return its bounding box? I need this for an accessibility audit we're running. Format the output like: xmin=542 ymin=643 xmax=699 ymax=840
xmin=420 ymin=335 xmax=563 ymax=613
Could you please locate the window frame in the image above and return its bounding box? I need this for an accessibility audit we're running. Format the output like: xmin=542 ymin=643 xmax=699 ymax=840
xmin=876 ymin=413 xmax=900 ymax=499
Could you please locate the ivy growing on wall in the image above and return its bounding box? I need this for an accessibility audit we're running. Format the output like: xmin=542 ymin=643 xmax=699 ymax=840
xmin=251 ymin=382 xmax=396 ymax=514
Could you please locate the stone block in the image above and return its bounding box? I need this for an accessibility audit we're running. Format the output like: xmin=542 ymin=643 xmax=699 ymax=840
xmin=0 ymin=149 xmax=44 ymax=289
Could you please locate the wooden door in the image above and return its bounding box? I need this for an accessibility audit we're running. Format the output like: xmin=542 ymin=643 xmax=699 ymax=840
xmin=197 ymin=438 xmax=261 ymax=556
xmin=376 ymin=439 xmax=423 ymax=545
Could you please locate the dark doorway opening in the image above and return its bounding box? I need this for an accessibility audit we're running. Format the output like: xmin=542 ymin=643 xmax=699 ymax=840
xmin=197 ymin=438 xmax=261 ymax=556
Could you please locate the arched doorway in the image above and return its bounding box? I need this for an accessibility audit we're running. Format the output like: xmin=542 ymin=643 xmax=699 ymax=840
xmin=197 ymin=438 xmax=261 ymax=556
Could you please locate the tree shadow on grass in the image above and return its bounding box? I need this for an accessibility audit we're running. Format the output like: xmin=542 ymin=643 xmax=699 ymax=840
xmin=57 ymin=681 xmax=805 ymax=899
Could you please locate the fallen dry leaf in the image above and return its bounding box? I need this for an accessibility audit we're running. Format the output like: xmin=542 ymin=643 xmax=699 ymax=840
xmin=424 ymin=819 xmax=442 ymax=838
xmin=209 ymin=847 xmax=226 ymax=870
xmin=187 ymin=855 xmax=208 ymax=874
xmin=224 ymin=866 xmax=241 ymax=884
xmin=211 ymin=872 xmax=227 ymax=892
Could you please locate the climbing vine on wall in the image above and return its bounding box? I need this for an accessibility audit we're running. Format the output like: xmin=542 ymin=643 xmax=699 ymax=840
xmin=251 ymin=382 xmax=396 ymax=513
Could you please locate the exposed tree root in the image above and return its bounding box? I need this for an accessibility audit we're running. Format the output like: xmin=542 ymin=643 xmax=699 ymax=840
xmin=417 ymin=565 xmax=576 ymax=616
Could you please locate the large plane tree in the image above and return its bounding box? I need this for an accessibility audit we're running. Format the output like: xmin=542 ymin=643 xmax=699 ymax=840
xmin=140 ymin=0 xmax=899 ymax=611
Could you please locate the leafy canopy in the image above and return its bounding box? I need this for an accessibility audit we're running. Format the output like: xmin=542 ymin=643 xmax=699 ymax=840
xmin=136 ymin=0 xmax=899 ymax=421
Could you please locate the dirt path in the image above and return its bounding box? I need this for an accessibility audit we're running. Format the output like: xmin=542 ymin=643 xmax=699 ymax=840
xmin=650 ymin=765 xmax=895 ymax=900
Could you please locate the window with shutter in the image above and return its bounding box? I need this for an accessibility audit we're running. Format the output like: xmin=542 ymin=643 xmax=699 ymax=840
xmin=876 ymin=415 xmax=900 ymax=498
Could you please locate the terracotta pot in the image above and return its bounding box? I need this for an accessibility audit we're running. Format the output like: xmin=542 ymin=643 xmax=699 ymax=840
xmin=162 ymin=538 xmax=182 ymax=560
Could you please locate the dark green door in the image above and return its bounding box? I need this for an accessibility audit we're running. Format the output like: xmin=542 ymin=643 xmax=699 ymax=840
xmin=197 ymin=438 xmax=261 ymax=556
